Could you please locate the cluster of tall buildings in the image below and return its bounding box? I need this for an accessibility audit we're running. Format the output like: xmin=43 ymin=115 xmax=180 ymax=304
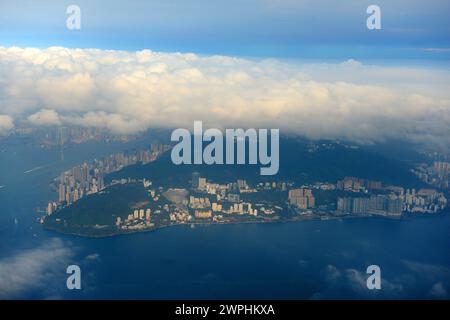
xmin=403 ymin=188 xmax=447 ymax=213
xmin=191 ymin=173 xmax=261 ymax=195
xmin=185 ymin=173 xmax=280 ymax=219
xmin=194 ymin=209 xmax=213 ymax=219
xmin=257 ymin=181 xmax=288 ymax=191
xmin=57 ymin=163 xmax=105 ymax=204
xmin=191 ymin=172 xmax=207 ymax=190
xmin=288 ymin=188 xmax=316 ymax=209
xmin=337 ymin=187 xmax=447 ymax=216
xmin=46 ymin=144 xmax=170 ymax=216
xmin=434 ymin=161 xmax=450 ymax=172
xmin=191 ymin=173 xmax=255 ymax=200
xmin=334 ymin=174 xmax=449 ymax=216
xmin=13 ymin=127 xmax=144 ymax=149
xmin=124 ymin=208 xmax=152 ymax=224
xmin=337 ymin=195 xmax=402 ymax=216
xmin=188 ymin=173 xmax=308 ymax=219
xmin=117 ymin=208 xmax=153 ymax=231
xmin=430 ymin=161 xmax=448 ymax=188
xmin=225 ymin=202 xmax=256 ymax=215
xmin=46 ymin=163 xmax=106 ymax=215
xmin=189 ymin=192 xmax=257 ymax=216
xmin=413 ymin=161 xmax=450 ymax=190
xmin=189 ymin=196 xmax=211 ymax=209
xmin=336 ymin=177 xmax=382 ymax=192
xmin=169 ymin=210 xmax=191 ymax=223
xmin=91 ymin=144 xmax=170 ymax=175
xmin=195 ymin=201 xmax=258 ymax=218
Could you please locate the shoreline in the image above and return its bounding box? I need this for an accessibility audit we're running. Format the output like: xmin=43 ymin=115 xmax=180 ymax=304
xmin=42 ymin=212 xmax=409 ymax=238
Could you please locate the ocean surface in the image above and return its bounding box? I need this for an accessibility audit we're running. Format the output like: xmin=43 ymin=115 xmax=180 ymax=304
xmin=0 ymin=140 xmax=449 ymax=300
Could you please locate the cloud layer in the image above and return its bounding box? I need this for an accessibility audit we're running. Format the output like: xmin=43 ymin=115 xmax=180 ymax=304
xmin=311 ymin=261 xmax=450 ymax=299
xmin=0 ymin=115 xmax=14 ymax=135
xmin=0 ymin=238 xmax=74 ymax=299
xmin=0 ymin=46 xmax=449 ymax=146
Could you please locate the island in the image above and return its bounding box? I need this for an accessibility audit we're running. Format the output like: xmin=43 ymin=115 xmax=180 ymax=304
xmin=42 ymin=138 xmax=450 ymax=237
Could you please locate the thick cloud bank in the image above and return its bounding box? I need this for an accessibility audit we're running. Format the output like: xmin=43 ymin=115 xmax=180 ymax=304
xmin=0 ymin=238 xmax=74 ymax=299
xmin=0 ymin=46 xmax=449 ymax=145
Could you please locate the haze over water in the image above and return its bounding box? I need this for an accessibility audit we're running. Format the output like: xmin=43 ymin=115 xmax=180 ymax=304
xmin=0 ymin=139 xmax=449 ymax=299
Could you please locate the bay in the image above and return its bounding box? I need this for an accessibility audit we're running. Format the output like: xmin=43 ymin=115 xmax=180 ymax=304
xmin=0 ymin=139 xmax=449 ymax=299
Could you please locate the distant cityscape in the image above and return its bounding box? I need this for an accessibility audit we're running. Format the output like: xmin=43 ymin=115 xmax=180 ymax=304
xmin=334 ymin=176 xmax=447 ymax=216
xmin=42 ymin=143 xmax=449 ymax=236
xmin=10 ymin=126 xmax=139 ymax=148
xmin=100 ymin=173 xmax=449 ymax=234
xmin=413 ymin=161 xmax=450 ymax=190
xmin=44 ymin=144 xmax=171 ymax=219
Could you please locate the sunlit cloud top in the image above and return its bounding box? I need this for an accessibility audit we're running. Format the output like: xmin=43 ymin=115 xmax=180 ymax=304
xmin=1 ymin=46 xmax=449 ymax=147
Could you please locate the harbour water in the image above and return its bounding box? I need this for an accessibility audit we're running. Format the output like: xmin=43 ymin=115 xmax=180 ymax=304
xmin=0 ymin=140 xmax=449 ymax=299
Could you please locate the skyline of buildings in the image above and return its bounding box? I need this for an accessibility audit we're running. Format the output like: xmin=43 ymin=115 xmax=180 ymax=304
xmin=46 ymin=162 xmax=449 ymax=234
xmin=46 ymin=144 xmax=171 ymax=216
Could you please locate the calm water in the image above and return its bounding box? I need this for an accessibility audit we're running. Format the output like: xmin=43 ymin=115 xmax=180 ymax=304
xmin=0 ymin=141 xmax=449 ymax=299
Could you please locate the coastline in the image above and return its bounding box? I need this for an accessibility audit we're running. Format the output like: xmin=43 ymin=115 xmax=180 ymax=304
xmin=42 ymin=212 xmax=406 ymax=238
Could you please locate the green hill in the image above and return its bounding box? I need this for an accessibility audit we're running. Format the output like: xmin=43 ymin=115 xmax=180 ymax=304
xmin=107 ymin=137 xmax=424 ymax=188
xmin=43 ymin=183 xmax=158 ymax=237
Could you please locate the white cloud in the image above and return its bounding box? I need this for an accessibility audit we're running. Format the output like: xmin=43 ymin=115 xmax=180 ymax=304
xmin=424 ymin=48 xmax=450 ymax=53
xmin=0 ymin=46 xmax=449 ymax=145
xmin=84 ymin=253 xmax=100 ymax=262
xmin=345 ymin=268 xmax=404 ymax=294
xmin=0 ymin=115 xmax=14 ymax=134
xmin=0 ymin=238 xmax=74 ymax=299
xmin=429 ymin=282 xmax=448 ymax=298
xmin=324 ymin=264 xmax=341 ymax=282
xmin=28 ymin=109 xmax=61 ymax=126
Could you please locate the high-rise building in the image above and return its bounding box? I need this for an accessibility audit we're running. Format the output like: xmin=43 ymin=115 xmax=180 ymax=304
xmin=289 ymin=188 xmax=315 ymax=209
xmin=82 ymin=163 xmax=90 ymax=182
xmin=337 ymin=177 xmax=382 ymax=191
xmin=58 ymin=184 xmax=66 ymax=203
xmin=337 ymin=197 xmax=352 ymax=213
xmin=434 ymin=161 xmax=450 ymax=172
xmin=46 ymin=202 xmax=53 ymax=216
xmin=195 ymin=210 xmax=212 ymax=218
xmin=228 ymin=193 xmax=240 ymax=203
xmin=73 ymin=189 xmax=80 ymax=202
xmin=337 ymin=197 xmax=370 ymax=214
xmin=65 ymin=189 xmax=72 ymax=204
xmin=352 ymin=197 xmax=370 ymax=214
xmin=370 ymin=195 xmax=387 ymax=212
xmin=237 ymin=179 xmax=248 ymax=190
xmin=212 ymin=203 xmax=222 ymax=212
xmin=387 ymin=197 xmax=402 ymax=216
xmin=198 ymin=177 xmax=207 ymax=191
xmin=191 ymin=172 xmax=200 ymax=189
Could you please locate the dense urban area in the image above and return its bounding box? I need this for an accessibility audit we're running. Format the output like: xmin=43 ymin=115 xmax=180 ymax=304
xmin=42 ymin=143 xmax=450 ymax=236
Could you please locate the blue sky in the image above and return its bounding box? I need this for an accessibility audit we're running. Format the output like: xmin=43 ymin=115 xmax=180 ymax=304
xmin=0 ymin=1 xmax=450 ymax=147
xmin=1 ymin=0 xmax=449 ymax=60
